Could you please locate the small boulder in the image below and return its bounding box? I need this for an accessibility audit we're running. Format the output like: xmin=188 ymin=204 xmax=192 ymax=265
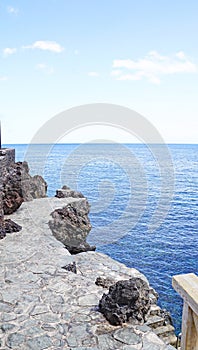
xmin=95 ymin=276 xmax=115 ymax=289
xmin=99 ymin=277 xmax=151 ymax=326
xmin=49 ymin=199 xmax=95 ymax=254
xmin=55 ymin=185 xmax=85 ymax=199
xmin=62 ymin=262 xmax=77 ymax=274
xmin=65 ymin=241 xmax=96 ymax=255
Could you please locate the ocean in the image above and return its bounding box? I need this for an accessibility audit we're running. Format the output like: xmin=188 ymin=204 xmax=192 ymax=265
xmin=5 ymin=143 xmax=198 ymax=334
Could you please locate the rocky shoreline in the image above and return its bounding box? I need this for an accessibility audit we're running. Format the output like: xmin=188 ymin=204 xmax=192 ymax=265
xmin=0 ymin=149 xmax=177 ymax=349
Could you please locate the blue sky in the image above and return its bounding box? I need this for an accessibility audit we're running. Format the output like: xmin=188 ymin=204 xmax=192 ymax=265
xmin=0 ymin=0 xmax=198 ymax=143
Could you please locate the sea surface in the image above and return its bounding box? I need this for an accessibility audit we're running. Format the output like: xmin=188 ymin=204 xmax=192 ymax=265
xmin=5 ymin=143 xmax=198 ymax=334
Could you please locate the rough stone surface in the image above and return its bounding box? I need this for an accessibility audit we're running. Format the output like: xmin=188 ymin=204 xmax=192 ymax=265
xmin=0 ymin=191 xmax=6 ymax=239
xmin=0 ymin=222 xmax=6 ymax=239
xmin=55 ymin=185 xmax=85 ymax=199
xmin=99 ymin=278 xmax=151 ymax=326
xmin=0 ymin=158 xmax=47 ymax=240
xmin=113 ymin=327 xmax=142 ymax=345
xmin=62 ymin=261 xmax=77 ymax=274
xmin=4 ymin=219 xmax=22 ymax=233
xmin=49 ymin=198 xmax=96 ymax=254
xmin=2 ymin=161 xmax=47 ymax=215
xmin=0 ymin=197 xmax=176 ymax=350
xmin=95 ymin=276 xmax=115 ymax=288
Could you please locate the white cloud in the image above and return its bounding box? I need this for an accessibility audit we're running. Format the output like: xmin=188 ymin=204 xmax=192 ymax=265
xmin=112 ymin=51 xmax=197 ymax=84
xmin=3 ymin=47 xmax=17 ymax=57
xmin=88 ymin=71 xmax=99 ymax=77
xmin=36 ymin=63 xmax=54 ymax=74
xmin=175 ymin=51 xmax=186 ymax=60
xmin=7 ymin=6 xmax=18 ymax=15
xmin=23 ymin=41 xmax=64 ymax=53
xmin=74 ymin=49 xmax=79 ymax=55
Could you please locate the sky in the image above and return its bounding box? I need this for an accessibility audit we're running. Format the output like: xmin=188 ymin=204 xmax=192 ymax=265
xmin=0 ymin=0 xmax=198 ymax=144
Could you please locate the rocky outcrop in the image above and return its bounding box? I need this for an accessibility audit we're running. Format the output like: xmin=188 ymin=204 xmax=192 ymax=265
xmin=55 ymin=185 xmax=85 ymax=199
xmin=0 ymin=191 xmax=6 ymax=239
xmin=20 ymin=162 xmax=47 ymax=201
xmin=49 ymin=198 xmax=96 ymax=254
xmin=0 ymin=151 xmax=47 ymax=239
xmin=99 ymin=278 xmax=151 ymax=326
xmin=1 ymin=161 xmax=47 ymax=215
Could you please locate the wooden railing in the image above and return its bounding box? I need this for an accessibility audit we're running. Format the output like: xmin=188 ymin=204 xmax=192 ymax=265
xmin=172 ymin=273 xmax=198 ymax=350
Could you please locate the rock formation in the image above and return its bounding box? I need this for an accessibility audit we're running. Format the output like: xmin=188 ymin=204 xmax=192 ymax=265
xmin=49 ymin=198 xmax=96 ymax=254
xmin=95 ymin=276 xmax=115 ymax=289
xmin=55 ymin=185 xmax=85 ymax=199
xmin=0 ymin=148 xmax=47 ymax=238
xmin=0 ymin=191 xmax=6 ymax=239
xmin=62 ymin=261 xmax=77 ymax=274
xmin=2 ymin=161 xmax=47 ymax=214
xmin=4 ymin=219 xmax=22 ymax=233
xmin=99 ymin=277 xmax=151 ymax=326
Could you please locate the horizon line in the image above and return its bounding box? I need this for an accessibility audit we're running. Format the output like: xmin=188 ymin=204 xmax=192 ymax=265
xmin=2 ymin=142 xmax=198 ymax=146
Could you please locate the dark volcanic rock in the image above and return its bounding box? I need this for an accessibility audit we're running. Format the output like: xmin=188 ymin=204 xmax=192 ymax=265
xmin=19 ymin=162 xmax=47 ymax=201
xmin=4 ymin=219 xmax=22 ymax=234
xmin=0 ymin=191 xmax=6 ymax=239
xmin=0 ymin=222 xmax=6 ymax=239
xmin=0 ymin=157 xmax=47 ymax=237
xmin=2 ymin=162 xmax=24 ymax=214
xmin=65 ymin=241 xmax=96 ymax=255
xmin=21 ymin=162 xmax=47 ymax=201
xmin=160 ymin=309 xmax=173 ymax=326
xmin=95 ymin=276 xmax=115 ymax=289
xmin=62 ymin=262 xmax=77 ymax=274
xmin=99 ymin=277 xmax=151 ymax=326
xmin=3 ymin=190 xmax=24 ymax=215
xmin=49 ymin=199 xmax=95 ymax=254
xmin=0 ymin=193 xmax=22 ymax=239
xmin=2 ymin=161 xmax=47 ymax=215
xmin=55 ymin=185 xmax=85 ymax=199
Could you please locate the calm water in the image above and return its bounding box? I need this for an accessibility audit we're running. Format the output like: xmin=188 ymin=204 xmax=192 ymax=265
xmin=5 ymin=143 xmax=198 ymax=334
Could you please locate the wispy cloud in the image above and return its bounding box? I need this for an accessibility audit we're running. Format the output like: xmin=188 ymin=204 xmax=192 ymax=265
xmin=111 ymin=69 xmax=122 ymax=77
xmin=112 ymin=51 xmax=197 ymax=84
xmin=3 ymin=47 xmax=17 ymax=57
xmin=36 ymin=63 xmax=54 ymax=75
xmin=0 ymin=76 xmax=8 ymax=81
xmin=23 ymin=41 xmax=64 ymax=53
xmin=7 ymin=6 xmax=19 ymax=15
xmin=88 ymin=71 xmax=99 ymax=77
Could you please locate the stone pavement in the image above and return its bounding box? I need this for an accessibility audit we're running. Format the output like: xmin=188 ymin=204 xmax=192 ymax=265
xmin=0 ymin=198 xmax=176 ymax=349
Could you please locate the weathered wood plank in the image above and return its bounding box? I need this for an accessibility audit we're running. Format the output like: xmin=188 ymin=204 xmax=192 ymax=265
xmin=172 ymin=273 xmax=198 ymax=315
xmin=172 ymin=273 xmax=198 ymax=350
xmin=180 ymin=302 xmax=198 ymax=350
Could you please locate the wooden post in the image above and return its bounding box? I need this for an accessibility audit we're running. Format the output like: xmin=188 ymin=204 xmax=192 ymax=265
xmin=172 ymin=273 xmax=198 ymax=350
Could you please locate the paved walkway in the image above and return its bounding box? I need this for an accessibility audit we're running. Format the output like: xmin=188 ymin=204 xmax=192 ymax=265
xmin=0 ymin=198 xmax=175 ymax=349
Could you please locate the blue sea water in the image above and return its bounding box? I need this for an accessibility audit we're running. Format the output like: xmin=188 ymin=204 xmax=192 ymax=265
xmin=5 ymin=143 xmax=198 ymax=334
